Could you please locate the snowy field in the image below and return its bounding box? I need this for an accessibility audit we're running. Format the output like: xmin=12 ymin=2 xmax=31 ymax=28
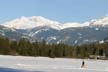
xmin=0 ymin=55 xmax=108 ymax=72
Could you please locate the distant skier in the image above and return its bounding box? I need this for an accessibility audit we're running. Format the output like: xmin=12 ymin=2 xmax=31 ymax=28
xmin=81 ymin=60 xmax=85 ymax=68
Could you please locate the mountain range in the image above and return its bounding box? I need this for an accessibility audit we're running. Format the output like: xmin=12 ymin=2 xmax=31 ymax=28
xmin=1 ymin=16 xmax=108 ymax=45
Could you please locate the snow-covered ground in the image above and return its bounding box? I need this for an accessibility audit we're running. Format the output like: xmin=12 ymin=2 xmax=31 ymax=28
xmin=0 ymin=55 xmax=108 ymax=72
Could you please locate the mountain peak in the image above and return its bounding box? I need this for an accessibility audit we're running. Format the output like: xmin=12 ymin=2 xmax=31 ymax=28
xmin=2 ymin=15 xmax=108 ymax=30
xmin=89 ymin=16 xmax=108 ymax=26
xmin=2 ymin=16 xmax=61 ymax=30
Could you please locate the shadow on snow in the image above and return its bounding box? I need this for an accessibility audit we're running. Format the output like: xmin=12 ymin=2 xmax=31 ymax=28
xmin=0 ymin=67 xmax=43 ymax=72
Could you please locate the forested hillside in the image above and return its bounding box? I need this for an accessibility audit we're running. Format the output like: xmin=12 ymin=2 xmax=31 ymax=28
xmin=0 ymin=37 xmax=108 ymax=59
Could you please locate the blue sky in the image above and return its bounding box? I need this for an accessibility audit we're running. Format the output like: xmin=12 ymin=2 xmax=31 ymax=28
xmin=0 ymin=0 xmax=108 ymax=23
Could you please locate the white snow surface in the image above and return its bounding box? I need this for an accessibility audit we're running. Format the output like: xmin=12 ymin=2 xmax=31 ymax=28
xmin=0 ymin=55 xmax=108 ymax=72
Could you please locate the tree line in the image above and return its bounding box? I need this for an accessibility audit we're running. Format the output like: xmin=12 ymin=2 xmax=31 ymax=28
xmin=0 ymin=37 xmax=108 ymax=59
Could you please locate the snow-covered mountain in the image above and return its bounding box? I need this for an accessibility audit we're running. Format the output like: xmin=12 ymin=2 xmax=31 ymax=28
xmin=1 ymin=16 xmax=108 ymax=45
xmin=89 ymin=16 xmax=108 ymax=26
xmin=2 ymin=16 xmax=61 ymax=30
xmin=3 ymin=16 xmax=108 ymax=30
xmin=2 ymin=16 xmax=90 ymax=30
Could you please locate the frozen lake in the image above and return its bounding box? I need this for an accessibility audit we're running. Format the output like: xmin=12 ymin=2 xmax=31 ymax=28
xmin=0 ymin=55 xmax=108 ymax=72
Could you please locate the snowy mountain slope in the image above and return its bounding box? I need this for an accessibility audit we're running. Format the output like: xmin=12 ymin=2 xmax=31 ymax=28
xmin=1 ymin=26 xmax=107 ymax=45
xmin=89 ymin=16 xmax=108 ymax=26
xmin=61 ymin=22 xmax=89 ymax=29
xmin=2 ymin=16 xmax=108 ymax=30
xmin=1 ymin=16 xmax=89 ymax=30
xmin=24 ymin=26 xmax=108 ymax=45
xmin=0 ymin=25 xmax=28 ymax=40
xmin=2 ymin=16 xmax=61 ymax=30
